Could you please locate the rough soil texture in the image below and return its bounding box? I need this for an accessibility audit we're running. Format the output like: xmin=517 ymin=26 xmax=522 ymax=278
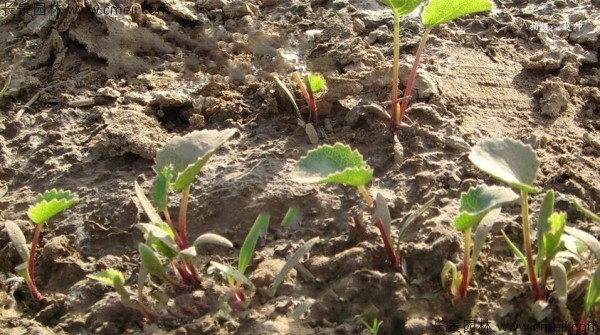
xmin=0 ymin=0 xmax=599 ymax=334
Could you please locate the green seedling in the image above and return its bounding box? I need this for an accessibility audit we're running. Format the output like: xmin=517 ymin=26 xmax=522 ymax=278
xmin=374 ymin=195 xmax=434 ymax=271
xmin=0 ymin=74 xmax=10 ymax=100
xmin=4 ymin=189 xmax=77 ymax=301
xmin=88 ymin=269 xmax=157 ymax=319
xmin=469 ymin=138 xmax=552 ymax=301
xmin=293 ymin=72 xmax=326 ymax=125
xmin=394 ymin=0 xmax=493 ymax=128
xmin=291 ymin=143 xmax=374 ymax=207
xmin=581 ymin=267 xmax=600 ymax=329
xmin=136 ymin=129 xmax=237 ymax=286
xmin=280 ymin=206 xmax=300 ymax=228
xmin=361 ymin=316 xmax=383 ymax=335
xmin=273 ymin=75 xmax=302 ymax=120
xmin=574 ymin=200 xmax=600 ymax=224
xmin=209 ymin=213 xmax=270 ymax=306
xmin=442 ymin=185 xmax=518 ymax=298
xmin=378 ymin=0 xmax=421 ymax=130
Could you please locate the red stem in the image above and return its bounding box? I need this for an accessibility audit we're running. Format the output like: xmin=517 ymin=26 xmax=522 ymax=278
xmin=293 ymin=73 xmax=317 ymax=124
xmin=397 ymin=26 xmax=432 ymax=125
xmin=375 ymin=218 xmax=399 ymax=270
xmin=459 ymin=228 xmax=471 ymax=298
xmin=28 ymin=225 xmax=43 ymax=301
xmin=178 ymin=187 xmax=190 ymax=248
xmin=164 ymin=210 xmax=185 ymax=249
xmin=353 ymin=215 xmax=363 ymax=230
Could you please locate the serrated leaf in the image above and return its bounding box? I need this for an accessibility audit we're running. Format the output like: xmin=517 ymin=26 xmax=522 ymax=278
xmin=152 ymin=167 xmax=172 ymax=212
xmin=239 ymin=213 xmax=270 ymax=275
xmin=291 ymin=143 xmax=373 ymax=187
xmin=88 ymin=269 xmax=126 ymax=288
xmin=379 ymin=0 xmax=421 ymax=16
xmin=193 ymin=233 xmax=234 ymax=248
xmin=139 ymin=243 xmax=168 ymax=278
xmin=422 ymin=0 xmax=493 ymax=28
xmin=134 ymin=181 xmax=163 ymax=225
xmin=155 ymin=129 xmax=238 ymax=192
xmin=470 ymin=208 xmax=501 ymax=278
xmin=208 ymin=261 xmax=253 ymax=288
xmin=28 ymin=189 xmax=78 ymax=225
xmin=469 ymin=138 xmax=540 ymax=194
xmin=565 ymin=227 xmax=600 ymax=259
xmin=4 ymin=221 xmax=30 ymax=263
xmin=269 ymin=237 xmax=318 ymax=297
xmin=307 ymin=74 xmax=326 ymax=94
xmin=453 ymin=185 xmax=518 ymax=231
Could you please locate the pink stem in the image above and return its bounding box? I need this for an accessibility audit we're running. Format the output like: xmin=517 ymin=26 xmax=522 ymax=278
xmin=28 ymin=225 xmax=43 ymax=301
xmin=375 ymin=218 xmax=399 ymax=270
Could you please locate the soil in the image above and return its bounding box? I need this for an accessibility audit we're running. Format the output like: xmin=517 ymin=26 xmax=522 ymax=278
xmin=0 ymin=0 xmax=599 ymax=334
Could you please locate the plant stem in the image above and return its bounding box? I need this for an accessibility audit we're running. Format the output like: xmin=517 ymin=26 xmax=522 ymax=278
xmin=376 ymin=218 xmax=399 ymax=270
xmin=358 ymin=185 xmax=373 ymax=209
xmin=397 ymin=26 xmax=432 ymax=125
xmin=521 ymin=190 xmax=542 ymax=301
xmin=389 ymin=11 xmax=400 ymax=131
xmin=28 ymin=224 xmax=43 ymax=301
xmin=353 ymin=215 xmax=363 ymax=230
xmin=304 ymin=76 xmax=318 ymax=124
xmin=178 ymin=186 xmax=190 ymax=248
xmin=163 ymin=210 xmax=185 ymax=248
xmin=459 ymin=228 xmax=472 ymax=298
xmin=293 ymin=72 xmax=317 ymax=124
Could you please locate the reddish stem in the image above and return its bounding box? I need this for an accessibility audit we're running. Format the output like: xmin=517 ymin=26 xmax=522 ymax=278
xmin=389 ymin=11 xmax=400 ymax=131
xmin=397 ymin=26 xmax=432 ymax=125
xmin=353 ymin=215 xmax=363 ymax=230
xmin=459 ymin=228 xmax=472 ymax=298
xmin=293 ymin=73 xmax=317 ymax=124
xmin=28 ymin=225 xmax=43 ymax=301
xmin=164 ymin=210 xmax=185 ymax=249
xmin=175 ymin=262 xmax=195 ymax=285
xmin=178 ymin=187 xmax=190 ymax=248
xmin=375 ymin=218 xmax=399 ymax=269
xmin=578 ymin=312 xmax=588 ymax=335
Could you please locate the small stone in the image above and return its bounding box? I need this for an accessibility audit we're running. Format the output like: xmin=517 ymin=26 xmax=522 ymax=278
xmin=97 ymin=87 xmax=121 ymax=98
xmin=305 ymin=124 xmax=319 ymax=144
xmin=535 ymin=80 xmax=569 ymax=118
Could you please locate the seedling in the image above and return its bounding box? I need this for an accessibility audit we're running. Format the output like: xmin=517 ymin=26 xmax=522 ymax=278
xmin=378 ymin=0 xmax=421 ymax=130
xmin=293 ymin=72 xmax=326 ymax=125
xmin=135 ymin=129 xmax=237 ymax=287
xmin=268 ymin=237 xmax=318 ymax=297
xmin=4 ymin=189 xmax=77 ymax=301
xmin=209 ymin=213 xmax=270 ymax=306
xmin=469 ymin=138 xmax=547 ymax=301
xmin=291 ymin=143 xmax=374 ymax=207
xmin=393 ymin=0 xmax=493 ymax=128
xmin=361 ymin=317 xmax=383 ymax=335
xmin=0 ymin=74 xmax=10 ymax=99
xmin=442 ymin=185 xmax=518 ymax=298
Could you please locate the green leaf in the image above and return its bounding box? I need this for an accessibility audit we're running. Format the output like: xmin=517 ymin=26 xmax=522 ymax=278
xmin=585 ymin=266 xmax=600 ymax=314
xmin=422 ymin=0 xmax=493 ymax=28
xmin=501 ymin=230 xmax=527 ymax=267
xmin=4 ymin=220 xmax=30 ymax=263
xmin=0 ymin=74 xmax=10 ymax=99
xmin=291 ymin=143 xmax=373 ymax=187
xmin=379 ymin=0 xmax=421 ymax=16
xmin=208 ymin=261 xmax=253 ymax=288
xmin=543 ymin=212 xmax=566 ymax=259
xmin=280 ymin=207 xmax=300 ymax=228
xmin=564 ymin=227 xmax=600 ymax=259
xmin=273 ymin=75 xmax=301 ymax=119
xmin=269 ymin=237 xmax=318 ymax=297
xmin=537 ymin=190 xmax=555 ymax=266
xmin=155 ymin=129 xmax=238 ymax=192
xmin=239 ymin=213 xmax=270 ymax=275
xmin=193 ymin=233 xmax=234 ymax=249
xmin=134 ymin=181 xmax=163 ymax=225
xmin=574 ymin=199 xmax=600 ymax=224
xmin=152 ymin=167 xmax=172 ymax=212
xmin=470 ymin=208 xmax=501 ymax=279
xmin=453 ymin=185 xmax=518 ymax=231
xmin=469 ymin=138 xmax=540 ymax=194
xmin=139 ymin=243 xmax=168 ymax=278
xmin=441 ymin=260 xmax=460 ymax=297
xmin=27 ymin=189 xmax=78 ymax=225
xmin=135 ymin=223 xmax=179 ymax=260
xmin=88 ymin=269 xmax=126 ymax=288
xmin=307 ymin=74 xmax=326 ymax=94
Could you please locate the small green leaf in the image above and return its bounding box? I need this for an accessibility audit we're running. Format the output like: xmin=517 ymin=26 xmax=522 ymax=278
xmin=280 ymin=207 xmax=300 ymax=228
xmin=239 ymin=213 xmax=270 ymax=275
xmin=453 ymin=185 xmax=518 ymax=231
xmin=135 ymin=223 xmax=179 ymax=260
xmin=269 ymin=237 xmax=318 ymax=297
xmin=152 ymin=167 xmax=172 ymax=212
xmin=4 ymin=220 xmax=30 ymax=263
xmin=273 ymin=75 xmax=301 ymax=119
xmin=537 ymin=190 xmax=555 ymax=266
xmin=379 ymin=0 xmax=421 ymax=16
xmin=501 ymin=230 xmax=527 ymax=267
xmin=134 ymin=181 xmax=163 ymax=225
xmin=88 ymin=269 xmax=126 ymax=288
xmin=139 ymin=243 xmax=168 ymax=278
xmin=155 ymin=129 xmax=238 ymax=192
xmin=291 ymin=143 xmax=373 ymax=187
xmin=208 ymin=261 xmax=253 ymax=288
xmin=27 ymin=189 xmax=78 ymax=225
xmin=574 ymin=199 xmax=600 ymax=224
xmin=469 ymin=138 xmax=540 ymax=194
xmin=543 ymin=212 xmax=566 ymax=258
xmin=307 ymin=74 xmax=326 ymax=94
xmin=585 ymin=266 xmax=600 ymax=314
xmin=422 ymin=0 xmax=493 ymax=28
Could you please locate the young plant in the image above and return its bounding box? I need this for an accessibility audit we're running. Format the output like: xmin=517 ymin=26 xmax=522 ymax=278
xmin=378 ymin=0 xmax=421 ymax=130
xmin=291 ymin=143 xmax=373 ymax=207
xmin=442 ymin=185 xmax=518 ymax=299
xmin=469 ymin=138 xmax=544 ymax=301
xmin=88 ymin=269 xmax=157 ymax=319
xmin=293 ymin=72 xmax=326 ymax=125
xmin=361 ymin=316 xmax=383 ymax=335
xmin=0 ymin=73 xmax=10 ymax=99
xmin=394 ymin=0 xmax=493 ymax=127
xmin=209 ymin=213 xmax=270 ymax=306
xmin=4 ymin=189 xmax=78 ymax=301
xmin=136 ymin=129 xmax=237 ymax=286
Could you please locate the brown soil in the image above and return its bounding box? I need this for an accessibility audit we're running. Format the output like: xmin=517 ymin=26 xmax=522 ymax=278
xmin=0 ymin=0 xmax=599 ymax=334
